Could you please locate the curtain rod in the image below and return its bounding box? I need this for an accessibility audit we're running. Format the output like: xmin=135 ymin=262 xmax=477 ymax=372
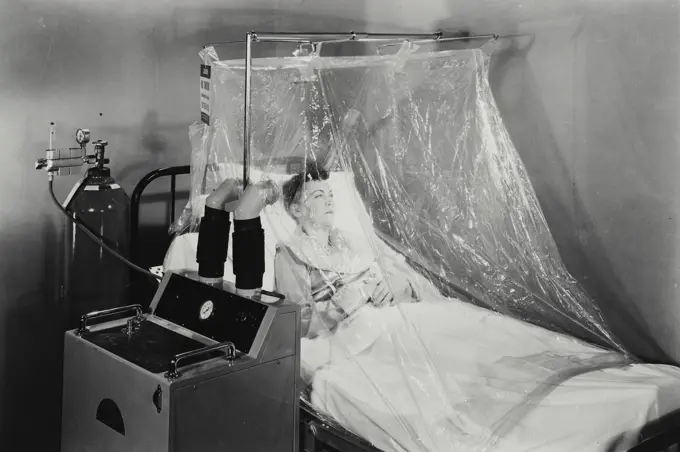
xmin=251 ymin=31 xmax=440 ymax=43
xmin=203 ymin=31 xmax=501 ymax=48
xmin=377 ymin=33 xmax=498 ymax=51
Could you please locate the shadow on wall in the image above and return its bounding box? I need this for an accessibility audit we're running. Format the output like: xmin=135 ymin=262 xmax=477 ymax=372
xmin=1 ymin=216 xmax=65 ymax=451
xmin=482 ymin=26 xmax=669 ymax=362
xmin=100 ymin=110 xmax=189 ymax=185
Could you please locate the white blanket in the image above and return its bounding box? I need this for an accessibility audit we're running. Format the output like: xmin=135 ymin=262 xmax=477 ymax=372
xmin=302 ymin=300 xmax=680 ymax=452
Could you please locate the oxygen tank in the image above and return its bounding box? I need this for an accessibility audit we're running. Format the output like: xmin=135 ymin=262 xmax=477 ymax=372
xmin=61 ymin=140 xmax=130 ymax=329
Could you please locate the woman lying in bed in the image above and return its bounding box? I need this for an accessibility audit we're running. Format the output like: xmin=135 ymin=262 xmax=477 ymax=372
xmin=272 ymin=162 xmax=634 ymax=450
xmin=273 ymin=162 xmax=437 ymax=339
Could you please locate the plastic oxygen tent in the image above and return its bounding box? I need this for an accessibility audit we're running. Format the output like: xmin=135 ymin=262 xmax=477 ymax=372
xmin=168 ymin=40 xmax=655 ymax=451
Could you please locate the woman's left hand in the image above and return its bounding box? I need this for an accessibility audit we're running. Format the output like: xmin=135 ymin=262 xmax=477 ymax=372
xmin=370 ymin=280 xmax=395 ymax=307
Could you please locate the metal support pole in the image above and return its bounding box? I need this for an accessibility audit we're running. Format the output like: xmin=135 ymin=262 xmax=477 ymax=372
xmin=243 ymin=31 xmax=253 ymax=188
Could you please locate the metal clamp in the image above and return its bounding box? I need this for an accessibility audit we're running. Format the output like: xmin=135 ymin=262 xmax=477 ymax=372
xmin=77 ymin=304 xmax=144 ymax=335
xmin=165 ymin=341 xmax=237 ymax=381
xmin=35 ymin=147 xmax=86 ymax=176
xmin=35 ymin=127 xmax=111 ymax=176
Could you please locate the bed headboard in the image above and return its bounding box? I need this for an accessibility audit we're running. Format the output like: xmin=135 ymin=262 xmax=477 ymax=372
xmin=130 ymin=165 xmax=190 ymax=265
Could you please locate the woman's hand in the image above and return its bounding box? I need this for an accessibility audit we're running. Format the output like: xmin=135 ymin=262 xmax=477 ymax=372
xmin=370 ymin=280 xmax=395 ymax=307
xmin=303 ymin=301 xmax=345 ymax=338
xmin=333 ymin=281 xmax=373 ymax=315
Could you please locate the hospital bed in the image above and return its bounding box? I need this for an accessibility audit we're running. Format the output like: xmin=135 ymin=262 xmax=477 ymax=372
xmin=130 ymin=164 xmax=680 ymax=452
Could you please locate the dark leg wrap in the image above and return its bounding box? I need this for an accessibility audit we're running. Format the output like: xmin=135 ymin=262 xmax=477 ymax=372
xmin=197 ymin=206 xmax=231 ymax=279
xmin=233 ymin=217 xmax=265 ymax=290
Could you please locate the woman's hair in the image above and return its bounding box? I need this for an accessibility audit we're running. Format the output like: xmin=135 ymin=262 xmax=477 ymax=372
xmin=282 ymin=161 xmax=330 ymax=211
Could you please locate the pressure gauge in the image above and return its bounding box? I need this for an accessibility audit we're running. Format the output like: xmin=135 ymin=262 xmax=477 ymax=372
xmin=199 ymin=300 xmax=214 ymax=320
xmin=75 ymin=128 xmax=91 ymax=145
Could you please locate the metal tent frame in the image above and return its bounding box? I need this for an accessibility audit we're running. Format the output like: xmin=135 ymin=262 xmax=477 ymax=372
xmin=204 ymin=30 xmax=498 ymax=186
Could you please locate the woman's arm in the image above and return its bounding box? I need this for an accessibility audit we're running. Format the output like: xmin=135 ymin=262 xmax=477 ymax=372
xmin=330 ymin=277 xmax=377 ymax=314
xmin=274 ymin=247 xmax=343 ymax=338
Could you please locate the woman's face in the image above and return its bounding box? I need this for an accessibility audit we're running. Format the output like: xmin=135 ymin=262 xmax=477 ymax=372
xmin=291 ymin=180 xmax=334 ymax=228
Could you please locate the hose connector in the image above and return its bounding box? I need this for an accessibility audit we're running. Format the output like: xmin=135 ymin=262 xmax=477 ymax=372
xmin=233 ymin=179 xmax=280 ymax=220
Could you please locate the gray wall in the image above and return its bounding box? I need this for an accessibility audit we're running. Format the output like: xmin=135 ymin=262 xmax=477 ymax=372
xmin=0 ymin=0 xmax=677 ymax=449
xmin=478 ymin=2 xmax=679 ymax=362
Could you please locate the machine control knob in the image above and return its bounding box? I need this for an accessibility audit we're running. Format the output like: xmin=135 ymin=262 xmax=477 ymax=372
xmin=123 ymin=316 xmax=142 ymax=335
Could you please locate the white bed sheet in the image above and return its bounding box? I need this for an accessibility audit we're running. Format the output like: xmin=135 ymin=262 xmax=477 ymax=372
xmin=311 ymin=357 xmax=680 ymax=452
xmin=302 ymin=307 xmax=680 ymax=452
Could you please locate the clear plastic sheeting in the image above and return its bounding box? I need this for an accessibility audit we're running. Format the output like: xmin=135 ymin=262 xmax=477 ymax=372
xmin=170 ymin=44 xmax=646 ymax=451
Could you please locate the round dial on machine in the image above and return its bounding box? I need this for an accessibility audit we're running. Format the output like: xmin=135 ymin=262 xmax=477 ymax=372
xmin=199 ymin=300 xmax=214 ymax=320
xmin=75 ymin=128 xmax=91 ymax=145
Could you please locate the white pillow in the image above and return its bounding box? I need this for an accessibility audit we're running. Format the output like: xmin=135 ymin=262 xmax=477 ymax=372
xmin=163 ymin=168 xmax=375 ymax=291
xmin=261 ymin=170 xmax=375 ymax=247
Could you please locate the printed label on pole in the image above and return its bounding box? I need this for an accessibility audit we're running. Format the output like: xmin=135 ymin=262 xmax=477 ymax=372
xmin=200 ymin=64 xmax=211 ymax=125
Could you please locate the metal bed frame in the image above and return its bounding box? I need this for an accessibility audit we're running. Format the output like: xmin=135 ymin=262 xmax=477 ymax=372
xmin=130 ymin=165 xmax=190 ymax=266
xmin=130 ymin=165 xmax=680 ymax=452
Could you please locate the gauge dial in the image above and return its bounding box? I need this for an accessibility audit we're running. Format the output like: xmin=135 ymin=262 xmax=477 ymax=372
xmin=75 ymin=128 xmax=90 ymax=145
xmin=199 ymin=300 xmax=214 ymax=320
